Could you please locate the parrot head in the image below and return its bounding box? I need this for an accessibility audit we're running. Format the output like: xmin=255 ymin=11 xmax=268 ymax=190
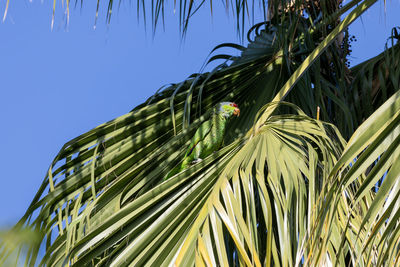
xmin=216 ymin=102 xmax=240 ymax=118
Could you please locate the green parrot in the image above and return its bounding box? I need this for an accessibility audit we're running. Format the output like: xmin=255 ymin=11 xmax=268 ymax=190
xmin=165 ymin=102 xmax=240 ymax=180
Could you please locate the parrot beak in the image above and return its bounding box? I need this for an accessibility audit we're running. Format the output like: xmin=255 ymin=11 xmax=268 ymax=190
xmin=233 ymin=108 xmax=240 ymax=117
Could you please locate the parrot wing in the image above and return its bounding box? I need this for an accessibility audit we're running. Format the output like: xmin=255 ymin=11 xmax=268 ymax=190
xmin=184 ymin=119 xmax=213 ymax=158
xmin=164 ymin=119 xmax=213 ymax=180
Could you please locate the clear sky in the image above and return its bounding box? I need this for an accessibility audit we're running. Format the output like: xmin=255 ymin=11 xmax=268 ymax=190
xmin=0 ymin=0 xmax=399 ymax=226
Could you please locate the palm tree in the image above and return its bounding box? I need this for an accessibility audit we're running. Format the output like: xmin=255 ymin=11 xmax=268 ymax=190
xmin=1 ymin=0 xmax=400 ymax=266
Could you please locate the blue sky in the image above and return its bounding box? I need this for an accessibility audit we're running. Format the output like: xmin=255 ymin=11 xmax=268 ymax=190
xmin=0 ymin=0 xmax=399 ymax=226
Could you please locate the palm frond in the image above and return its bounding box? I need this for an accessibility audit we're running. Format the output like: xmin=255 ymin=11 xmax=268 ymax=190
xmin=307 ymin=89 xmax=400 ymax=266
xmin=175 ymin=102 xmax=344 ymax=266
xmin=3 ymin=0 xmax=399 ymax=266
xmin=347 ymin=29 xmax=400 ymax=134
xmin=1 ymin=29 xmax=283 ymax=266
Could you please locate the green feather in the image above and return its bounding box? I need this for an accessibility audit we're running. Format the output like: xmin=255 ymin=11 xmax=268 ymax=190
xmin=164 ymin=102 xmax=239 ymax=180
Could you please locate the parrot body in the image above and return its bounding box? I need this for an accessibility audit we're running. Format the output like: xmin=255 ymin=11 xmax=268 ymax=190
xmin=165 ymin=102 xmax=240 ymax=180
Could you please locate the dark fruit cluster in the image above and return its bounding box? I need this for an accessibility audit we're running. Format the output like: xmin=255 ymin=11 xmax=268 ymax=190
xmin=341 ymin=29 xmax=357 ymax=67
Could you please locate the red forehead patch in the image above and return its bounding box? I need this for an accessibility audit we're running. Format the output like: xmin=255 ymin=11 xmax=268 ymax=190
xmin=230 ymin=103 xmax=238 ymax=107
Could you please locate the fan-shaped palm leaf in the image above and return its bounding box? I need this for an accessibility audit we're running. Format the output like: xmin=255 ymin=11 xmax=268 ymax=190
xmin=307 ymin=89 xmax=400 ymax=266
xmin=3 ymin=0 xmax=400 ymax=266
